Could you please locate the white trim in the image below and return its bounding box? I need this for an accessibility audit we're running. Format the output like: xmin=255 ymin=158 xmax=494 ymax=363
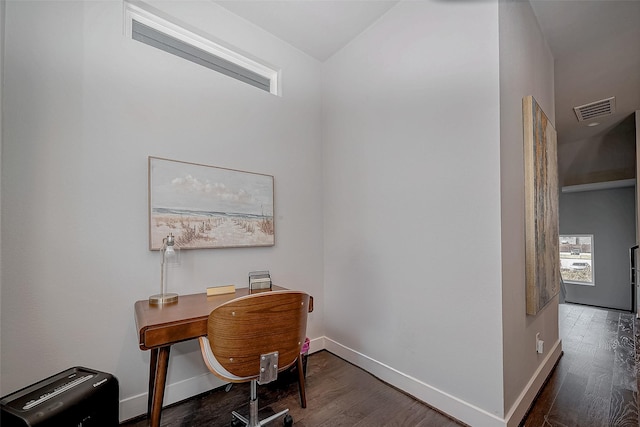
xmin=118 ymin=336 xmax=560 ymax=425
xmin=321 ymin=336 xmax=562 ymax=427
xmin=119 ymin=370 xmax=225 ymax=422
xmin=560 ymin=234 xmax=595 ymax=286
xmin=504 ymin=339 xmax=563 ymax=427
xmin=123 ymin=1 xmax=279 ymax=95
xmin=561 ymin=179 xmax=635 ymax=193
xmin=307 ymin=335 xmax=326 ymax=354
xmin=323 ymin=337 xmax=507 ymax=427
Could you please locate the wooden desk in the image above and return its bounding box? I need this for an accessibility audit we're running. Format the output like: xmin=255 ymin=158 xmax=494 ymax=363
xmin=134 ymin=286 xmax=312 ymax=427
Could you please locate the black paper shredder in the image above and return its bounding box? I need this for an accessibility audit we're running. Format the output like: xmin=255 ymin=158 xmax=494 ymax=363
xmin=1 ymin=366 xmax=118 ymax=427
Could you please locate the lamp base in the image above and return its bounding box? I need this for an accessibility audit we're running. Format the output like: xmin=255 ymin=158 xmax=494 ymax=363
xmin=149 ymin=293 xmax=179 ymax=305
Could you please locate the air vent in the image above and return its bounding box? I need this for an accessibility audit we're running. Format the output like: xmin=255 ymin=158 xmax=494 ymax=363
xmin=573 ymin=97 xmax=615 ymax=122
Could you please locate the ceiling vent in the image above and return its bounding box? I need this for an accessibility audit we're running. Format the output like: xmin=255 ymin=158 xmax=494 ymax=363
xmin=573 ymin=97 xmax=615 ymax=122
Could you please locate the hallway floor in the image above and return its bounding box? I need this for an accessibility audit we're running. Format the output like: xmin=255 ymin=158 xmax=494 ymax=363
xmin=521 ymin=303 xmax=639 ymax=426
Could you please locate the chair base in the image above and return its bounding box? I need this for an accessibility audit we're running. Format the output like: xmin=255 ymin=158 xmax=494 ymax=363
xmin=230 ymin=379 xmax=293 ymax=427
xmin=231 ymin=409 xmax=291 ymax=427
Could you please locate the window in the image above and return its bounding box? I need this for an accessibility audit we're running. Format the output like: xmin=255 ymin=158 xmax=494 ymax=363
xmin=124 ymin=2 xmax=279 ymax=94
xmin=559 ymin=235 xmax=594 ymax=286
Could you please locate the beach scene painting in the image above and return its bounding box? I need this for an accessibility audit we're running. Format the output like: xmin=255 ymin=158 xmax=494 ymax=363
xmin=149 ymin=157 xmax=274 ymax=250
xmin=523 ymin=96 xmax=560 ymax=315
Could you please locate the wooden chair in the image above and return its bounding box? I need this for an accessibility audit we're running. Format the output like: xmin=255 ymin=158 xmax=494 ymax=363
xmin=199 ymin=291 xmax=310 ymax=427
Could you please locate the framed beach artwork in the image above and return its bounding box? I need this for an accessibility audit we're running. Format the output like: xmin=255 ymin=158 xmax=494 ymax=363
xmin=149 ymin=157 xmax=274 ymax=250
xmin=523 ymin=96 xmax=560 ymax=315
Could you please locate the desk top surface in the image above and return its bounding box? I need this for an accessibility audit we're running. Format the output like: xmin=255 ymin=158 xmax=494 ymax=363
xmin=134 ymin=286 xmax=312 ymax=349
xmin=135 ymin=286 xmax=285 ymax=328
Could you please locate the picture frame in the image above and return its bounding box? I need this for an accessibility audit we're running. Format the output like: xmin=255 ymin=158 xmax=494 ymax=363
xmin=149 ymin=157 xmax=275 ymax=250
xmin=523 ymin=96 xmax=560 ymax=315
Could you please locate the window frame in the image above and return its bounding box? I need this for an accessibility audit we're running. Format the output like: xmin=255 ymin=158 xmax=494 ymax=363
xmin=559 ymin=234 xmax=595 ymax=286
xmin=124 ymin=1 xmax=280 ymax=95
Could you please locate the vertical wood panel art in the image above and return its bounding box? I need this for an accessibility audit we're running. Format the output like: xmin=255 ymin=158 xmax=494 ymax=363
xmin=523 ymin=96 xmax=560 ymax=315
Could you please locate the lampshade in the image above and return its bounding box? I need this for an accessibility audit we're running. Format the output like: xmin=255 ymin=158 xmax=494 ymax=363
xmin=149 ymin=233 xmax=180 ymax=305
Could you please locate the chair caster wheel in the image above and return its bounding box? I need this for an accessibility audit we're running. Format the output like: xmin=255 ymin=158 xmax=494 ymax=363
xmin=231 ymin=415 xmax=243 ymax=427
xmin=283 ymin=414 xmax=293 ymax=427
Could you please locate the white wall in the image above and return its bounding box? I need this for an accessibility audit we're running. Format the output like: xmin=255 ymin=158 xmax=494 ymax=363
xmin=0 ymin=0 xmax=4 ymax=383
xmin=1 ymin=1 xmax=562 ymax=426
xmin=323 ymin=1 xmax=506 ymax=425
xmin=0 ymin=0 xmax=324 ymax=420
xmin=499 ymin=1 xmax=560 ymax=424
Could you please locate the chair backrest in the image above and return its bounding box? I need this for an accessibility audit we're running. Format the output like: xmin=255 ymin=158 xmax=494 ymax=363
xmin=206 ymin=290 xmax=310 ymax=379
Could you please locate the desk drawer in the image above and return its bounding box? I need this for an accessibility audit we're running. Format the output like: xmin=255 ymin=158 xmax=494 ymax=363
xmin=141 ymin=319 xmax=208 ymax=349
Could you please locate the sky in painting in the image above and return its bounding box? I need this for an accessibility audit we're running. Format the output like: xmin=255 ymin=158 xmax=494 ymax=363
xmin=150 ymin=158 xmax=273 ymax=216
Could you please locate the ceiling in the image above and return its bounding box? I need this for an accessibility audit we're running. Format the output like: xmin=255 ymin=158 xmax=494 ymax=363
xmin=215 ymin=0 xmax=640 ymax=147
xmin=529 ymin=0 xmax=640 ymax=146
xmin=215 ymin=1 xmax=399 ymax=62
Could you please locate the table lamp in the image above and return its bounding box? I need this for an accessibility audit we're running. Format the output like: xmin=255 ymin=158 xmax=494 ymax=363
xmin=149 ymin=233 xmax=180 ymax=305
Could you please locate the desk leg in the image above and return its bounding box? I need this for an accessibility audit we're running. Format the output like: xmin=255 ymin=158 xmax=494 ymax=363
xmin=147 ymin=348 xmax=159 ymax=417
xmin=149 ymin=346 xmax=171 ymax=427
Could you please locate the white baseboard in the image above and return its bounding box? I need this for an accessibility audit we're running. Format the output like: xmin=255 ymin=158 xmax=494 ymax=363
xmin=504 ymin=339 xmax=562 ymax=427
xmin=323 ymin=337 xmax=506 ymax=427
xmin=119 ymin=371 xmax=224 ymax=422
xmin=307 ymin=335 xmax=326 ymax=355
xmin=323 ymin=336 xmax=562 ymax=427
xmin=119 ymin=336 xmax=327 ymax=422
xmin=120 ymin=336 xmax=559 ymax=426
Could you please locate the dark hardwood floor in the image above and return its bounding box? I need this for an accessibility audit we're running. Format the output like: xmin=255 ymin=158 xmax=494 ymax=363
xmin=122 ymin=303 xmax=638 ymax=427
xmin=121 ymin=350 xmax=460 ymax=427
xmin=522 ymin=303 xmax=638 ymax=426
